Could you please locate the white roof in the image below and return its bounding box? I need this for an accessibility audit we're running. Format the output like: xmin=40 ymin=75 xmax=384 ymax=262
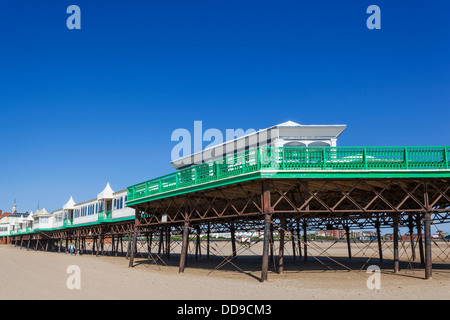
xmin=34 ymin=208 xmax=51 ymax=217
xmin=97 ymin=183 xmax=115 ymax=200
xmin=276 ymin=120 xmax=301 ymax=127
xmin=63 ymin=196 xmax=76 ymax=210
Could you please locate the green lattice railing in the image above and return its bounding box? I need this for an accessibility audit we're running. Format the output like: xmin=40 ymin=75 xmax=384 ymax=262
xmin=127 ymin=146 xmax=450 ymax=203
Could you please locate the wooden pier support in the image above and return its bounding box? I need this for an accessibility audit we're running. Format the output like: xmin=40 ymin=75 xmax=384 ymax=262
xmin=417 ymin=216 xmax=425 ymax=266
xmin=128 ymin=227 xmax=137 ymax=268
xmin=303 ymin=221 xmax=308 ymax=263
xmin=207 ymin=223 xmax=211 ymax=259
xmin=408 ymin=216 xmax=416 ymax=261
xmin=278 ymin=219 xmax=286 ymax=274
xmin=376 ymin=220 xmax=383 ymax=264
xmin=179 ymin=220 xmax=190 ymax=273
xmin=424 ymin=212 xmax=432 ymax=279
xmin=230 ymin=223 xmax=236 ymax=258
xmin=261 ymin=180 xmax=271 ymax=282
xmin=166 ymin=227 xmax=171 ymax=260
xmin=345 ymin=225 xmax=352 ymax=260
xmin=393 ymin=215 xmax=399 ymax=273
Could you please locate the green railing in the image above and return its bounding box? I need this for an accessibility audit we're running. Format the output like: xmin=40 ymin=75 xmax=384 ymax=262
xmin=127 ymin=146 xmax=450 ymax=203
xmin=98 ymin=211 xmax=112 ymax=221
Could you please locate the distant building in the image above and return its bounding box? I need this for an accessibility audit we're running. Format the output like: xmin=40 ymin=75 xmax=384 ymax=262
xmin=0 ymin=203 xmax=30 ymax=244
xmin=315 ymin=229 xmax=347 ymax=239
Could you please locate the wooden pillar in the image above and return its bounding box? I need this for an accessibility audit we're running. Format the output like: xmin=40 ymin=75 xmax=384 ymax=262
xmin=278 ymin=219 xmax=286 ymax=274
xmin=179 ymin=220 xmax=190 ymax=273
xmin=393 ymin=215 xmax=399 ymax=273
xmin=303 ymin=220 xmax=308 ymax=263
xmin=230 ymin=223 xmax=236 ymax=258
xmin=166 ymin=227 xmax=171 ymax=260
xmin=97 ymin=234 xmax=101 ymax=257
xmin=424 ymin=182 xmax=432 ymax=279
xmin=303 ymin=183 xmax=309 ymax=263
xmin=207 ymin=223 xmax=211 ymax=259
xmin=148 ymin=231 xmax=153 ymax=256
xmin=126 ymin=232 xmax=131 ymax=259
xmin=417 ymin=216 xmax=425 ymax=266
xmin=297 ymin=220 xmax=302 ymax=258
xmin=146 ymin=233 xmax=150 ymax=259
xmin=158 ymin=228 xmax=163 ymax=255
xmin=129 ymin=227 xmax=137 ymax=268
xmin=291 ymin=222 xmax=296 ymax=260
xmin=269 ymin=223 xmax=274 ymax=267
xmin=376 ymin=220 xmax=383 ymax=264
xmin=345 ymin=225 xmax=352 ymax=260
xmin=424 ymin=212 xmax=432 ymax=279
xmin=408 ymin=215 xmax=416 ymax=261
xmin=195 ymin=226 xmax=201 ymax=261
xmin=261 ymin=212 xmax=272 ymax=282
xmin=261 ymin=180 xmax=271 ymax=282
xmin=101 ymin=234 xmax=105 ymax=256
xmin=111 ymin=235 xmax=115 ymax=256
xmin=76 ymin=235 xmax=80 ymax=254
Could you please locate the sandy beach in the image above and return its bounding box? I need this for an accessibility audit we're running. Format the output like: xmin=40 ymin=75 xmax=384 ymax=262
xmin=1 ymin=241 xmax=449 ymax=300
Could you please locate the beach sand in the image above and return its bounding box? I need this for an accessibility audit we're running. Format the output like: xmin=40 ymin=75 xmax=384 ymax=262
xmin=1 ymin=241 xmax=449 ymax=300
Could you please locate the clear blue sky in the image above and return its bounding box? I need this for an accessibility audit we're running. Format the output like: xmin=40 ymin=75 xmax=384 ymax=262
xmin=0 ymin=0 xmax=449 ymax=223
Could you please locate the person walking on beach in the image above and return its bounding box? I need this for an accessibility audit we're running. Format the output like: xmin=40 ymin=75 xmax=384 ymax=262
xmin=69 ymin=243 xmax=75 ymax=255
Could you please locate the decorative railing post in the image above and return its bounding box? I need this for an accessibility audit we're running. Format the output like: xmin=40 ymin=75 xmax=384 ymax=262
xmin=256 ymin=147 xmax=261 ymax=171
xmin=444 ymin=147 xmax=449 ymax=169
xmin=363 ymin=148 xmax=368 ymax=170
xmin=404 ymin=147 xmax=409 ymax=170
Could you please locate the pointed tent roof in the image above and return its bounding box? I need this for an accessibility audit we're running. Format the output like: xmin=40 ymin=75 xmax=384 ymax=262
xmin=26 ymin=211 xmax=34 ymax=221
xmin=97 ymin=182 xmax=115 ymax=200
xmin=63 ymin=196 xmax=76 ymax=210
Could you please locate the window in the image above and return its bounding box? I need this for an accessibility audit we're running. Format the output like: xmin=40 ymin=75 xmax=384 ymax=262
xmin=284 ymin=141 xmax=307 ymax=147
xmin=308 ymin=141 xmax=330 ymax=147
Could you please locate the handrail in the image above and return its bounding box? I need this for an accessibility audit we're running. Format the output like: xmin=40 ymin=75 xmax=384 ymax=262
xmin=127 ymin=146 xmax=450 ymax=202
